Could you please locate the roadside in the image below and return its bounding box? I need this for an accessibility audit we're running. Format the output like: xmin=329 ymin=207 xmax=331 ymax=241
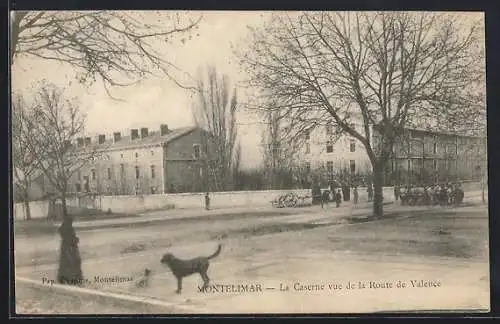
xmin=14 ymin=203 xmax=378 ymax=268
xmin=15 ymin=282 xmax=180 ymax=315
xmin=14 ymin=189 xmax=486 ymax=234
xmin=16 ymin=204 xmax=489 ymax=314
xmin=14 ymin=191 xmax=486 ymax=269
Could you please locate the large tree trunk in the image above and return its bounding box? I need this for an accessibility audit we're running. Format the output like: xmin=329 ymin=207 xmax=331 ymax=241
xmin=57 ymin=193 xmax=83 ymax=285
xmin=372 ymin=162 xmax=385 ymax=219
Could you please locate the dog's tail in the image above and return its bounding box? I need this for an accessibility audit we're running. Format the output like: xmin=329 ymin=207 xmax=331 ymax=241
xmin=207 ymin=244 xmax=222 ymax=260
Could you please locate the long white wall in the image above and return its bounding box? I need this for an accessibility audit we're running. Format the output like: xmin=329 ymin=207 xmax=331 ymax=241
xmin=13 ymin=181 xmax=484 ymax=220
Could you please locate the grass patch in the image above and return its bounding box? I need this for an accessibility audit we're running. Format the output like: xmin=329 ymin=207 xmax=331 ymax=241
xmin=70 ymin=210 xmax=302 ymax=232
xmin=15 ymin=281 xmax=180 ymax=315
xmin=14 ymin=220 xmax=58 ymax=237
xmin=73 ymin=212 xmax=141 ymax=222
xmin=328 ymin=209 xmax=489 ymax=260
xmin=120 ymin=243 xmax=147 ymax=255
xmin=212 ymin=222 xmax=333 ymax=240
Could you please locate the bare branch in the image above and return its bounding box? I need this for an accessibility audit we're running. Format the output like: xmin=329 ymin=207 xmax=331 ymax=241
xmin=191 ymin=65 xmax=239 ymax=191
xmin=21 ymin=81 xmax=96 ymax=198
xmin=11 ymin=11 xmax=202 ymax=98
xmin=237 ymin=11 xmax=484 ymax=166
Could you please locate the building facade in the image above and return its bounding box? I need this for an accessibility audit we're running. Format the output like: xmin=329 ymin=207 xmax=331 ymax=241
xmin=295 ymin=122 xmax=373 ymax=185
xmin=296 ymin=122 xmax=486 ymax=187
xmin=374 ymin=127 xmax=487 ymax=186
xmin=67 ymin=125 xmax=216 ymax=195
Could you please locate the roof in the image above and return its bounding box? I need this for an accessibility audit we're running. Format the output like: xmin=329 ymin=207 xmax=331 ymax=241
xmin=372 ymin=124 xmax=486 ymax=140
xmin=81 ymin=126 xmax=197 ymax=152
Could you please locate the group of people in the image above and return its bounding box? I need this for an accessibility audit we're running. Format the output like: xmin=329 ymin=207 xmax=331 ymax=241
xmin=320 ymin=189 xmax=344 ymax=209
xmin=398 ymin=183 xmax=465 ymax=206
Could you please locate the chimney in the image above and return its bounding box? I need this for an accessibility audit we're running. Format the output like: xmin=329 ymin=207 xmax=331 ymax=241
xmin=98 ymin=134 xmax=106 ymax=144
xmin=77 ymin=137 xmax=84 ymax=147
xmin=84 ymin=137 xmax=91 ymax=146
xmin=160 ymin=124 xmax=169 ymax=136
xmin=140 ymin=127 xmax=149 ymax=139
xmin=131 ymin=129 xmax=139 ymax=140
xmin=113 ymin=132 xmax=121 ymax=143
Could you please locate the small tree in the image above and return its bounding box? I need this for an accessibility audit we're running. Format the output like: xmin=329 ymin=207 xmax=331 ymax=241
xmin=24 ymin=82 xmax=95 ymax=285
xmin=238 ymin=11 xmax=484 ymax=218
xmin=12 ymin=94 xmax=39 ymax=220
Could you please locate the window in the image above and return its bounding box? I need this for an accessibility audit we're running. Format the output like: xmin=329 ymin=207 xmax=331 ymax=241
xmin=193 ymin=144 xmax=201 ymax=159
xmin=327 ymin=161 xmax=334 ymax=173
xmin=91 ymin=169 xmax=96 ymax=181
xmin=120 ymin=164 xmax=125 ymax=174
xmin=121 ymin=153 xmax=124 ymax=158
xmin=107 ymin=168 xmax=112 ymax=180
xmin=433 ymin=160 xmax=437 ymax=170
xmin=350 ymin=160 xmax=356 ymax=173
xmin=75 ymin=183 xmax=81 ymax=192
xmin=326 ymin=142 xmax=333 ymax=153
xmin=151 ymin=150 xmax=154 ymax=156
xmin=305 ymin=143 xmax=310 ymax=154
xmin=350 ymin=139 xmax=356 ymax=152
xmin=305 ymin=131 xmax=310 ymax=140
xmin=83 ymin=176 xmax=89 ymax=192
xmin=325 ymin=124 xmax=333 ymax=136
xmin=433 ymin=142 xmax=437 ymax=154
xmin=151 ymin=165 xmax=156 ymax=179
xmin=305 ymin=162 xmax=311 ymax=173
xmin=135 ymin=152 xmax=139 ymax=158
xmin=135 ymin=166 xmax=140 ymax=179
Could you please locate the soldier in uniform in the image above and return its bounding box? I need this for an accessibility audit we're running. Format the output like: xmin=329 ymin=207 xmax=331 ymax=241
xmin=335 ymin=189 xmax=342 ymax=208
xmin=367 ymin=183 xmax=373 ymax=202
xmin=204 ymin=192 xmax=211 ymax=210
xmin=321 ymin=190 xmax=330 ymax=209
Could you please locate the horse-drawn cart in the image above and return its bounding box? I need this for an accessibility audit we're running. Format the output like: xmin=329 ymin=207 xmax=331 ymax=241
xmin=271 ymin=192 xmax=311 ymax=208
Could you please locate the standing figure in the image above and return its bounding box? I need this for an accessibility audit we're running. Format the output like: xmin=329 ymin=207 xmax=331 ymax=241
xmin=321 ymin=190 xmax=330 ymax=209
xmin=394 ymin=185 xmax=400 ymax=201
xmin=204 ymin=192 xmax=211 ymax=210
xmin=456 ymin=184 xmax=464 ymax=205
xmin=353 ymin=187 xmax=359 ymax=205
xmin=367 ymin=184 xmax=373 ymax=202
xmin=439 ymin=184 xmax=448 ymax=206
xmin=335 ymin=189 xmax=342 ymax=208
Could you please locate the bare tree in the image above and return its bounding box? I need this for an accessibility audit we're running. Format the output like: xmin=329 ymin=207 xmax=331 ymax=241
xmin=12 ymin=94 xmax=39 ymax=220
xmin=24 ymin=82 xmax=95 ymax=285
xmin=192 ymin=65 xmax=239 ymax=191
xmin=233 ymin=141 xmax=242 ymax=178
xmin=238 ymin=12 xmax=484 ymax=218
xmin=10 ymin=11 xmax=202 ymax=96
xmin=260 ymin=104 xmax=301 ymax=189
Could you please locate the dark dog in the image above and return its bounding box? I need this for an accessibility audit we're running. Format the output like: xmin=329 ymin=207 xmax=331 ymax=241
xmin=135 ymin=268 xmax=152 ymax=288
xmin=160 ymin=244 xmax=222 ymax=294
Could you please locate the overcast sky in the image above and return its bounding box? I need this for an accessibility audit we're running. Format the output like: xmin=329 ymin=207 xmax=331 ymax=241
xmin=11 ymin=11 xmax=273 ymax=170
xmin=11 ymin=11 xmax=484 ymax=170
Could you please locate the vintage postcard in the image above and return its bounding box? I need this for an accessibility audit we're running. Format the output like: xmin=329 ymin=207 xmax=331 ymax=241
xmin=12 ymin=10 xmax=489 ymax=315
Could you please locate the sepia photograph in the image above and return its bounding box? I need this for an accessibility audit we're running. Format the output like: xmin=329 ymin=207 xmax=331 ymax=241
xmin=11 ymin=10 xmax=489 ymax=315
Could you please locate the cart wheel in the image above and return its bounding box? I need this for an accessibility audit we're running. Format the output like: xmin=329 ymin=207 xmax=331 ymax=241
xmin=278 ymin=195 xmax=286 ymax=208
xmin=286 ymin=193 xmax=298 ymax=208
